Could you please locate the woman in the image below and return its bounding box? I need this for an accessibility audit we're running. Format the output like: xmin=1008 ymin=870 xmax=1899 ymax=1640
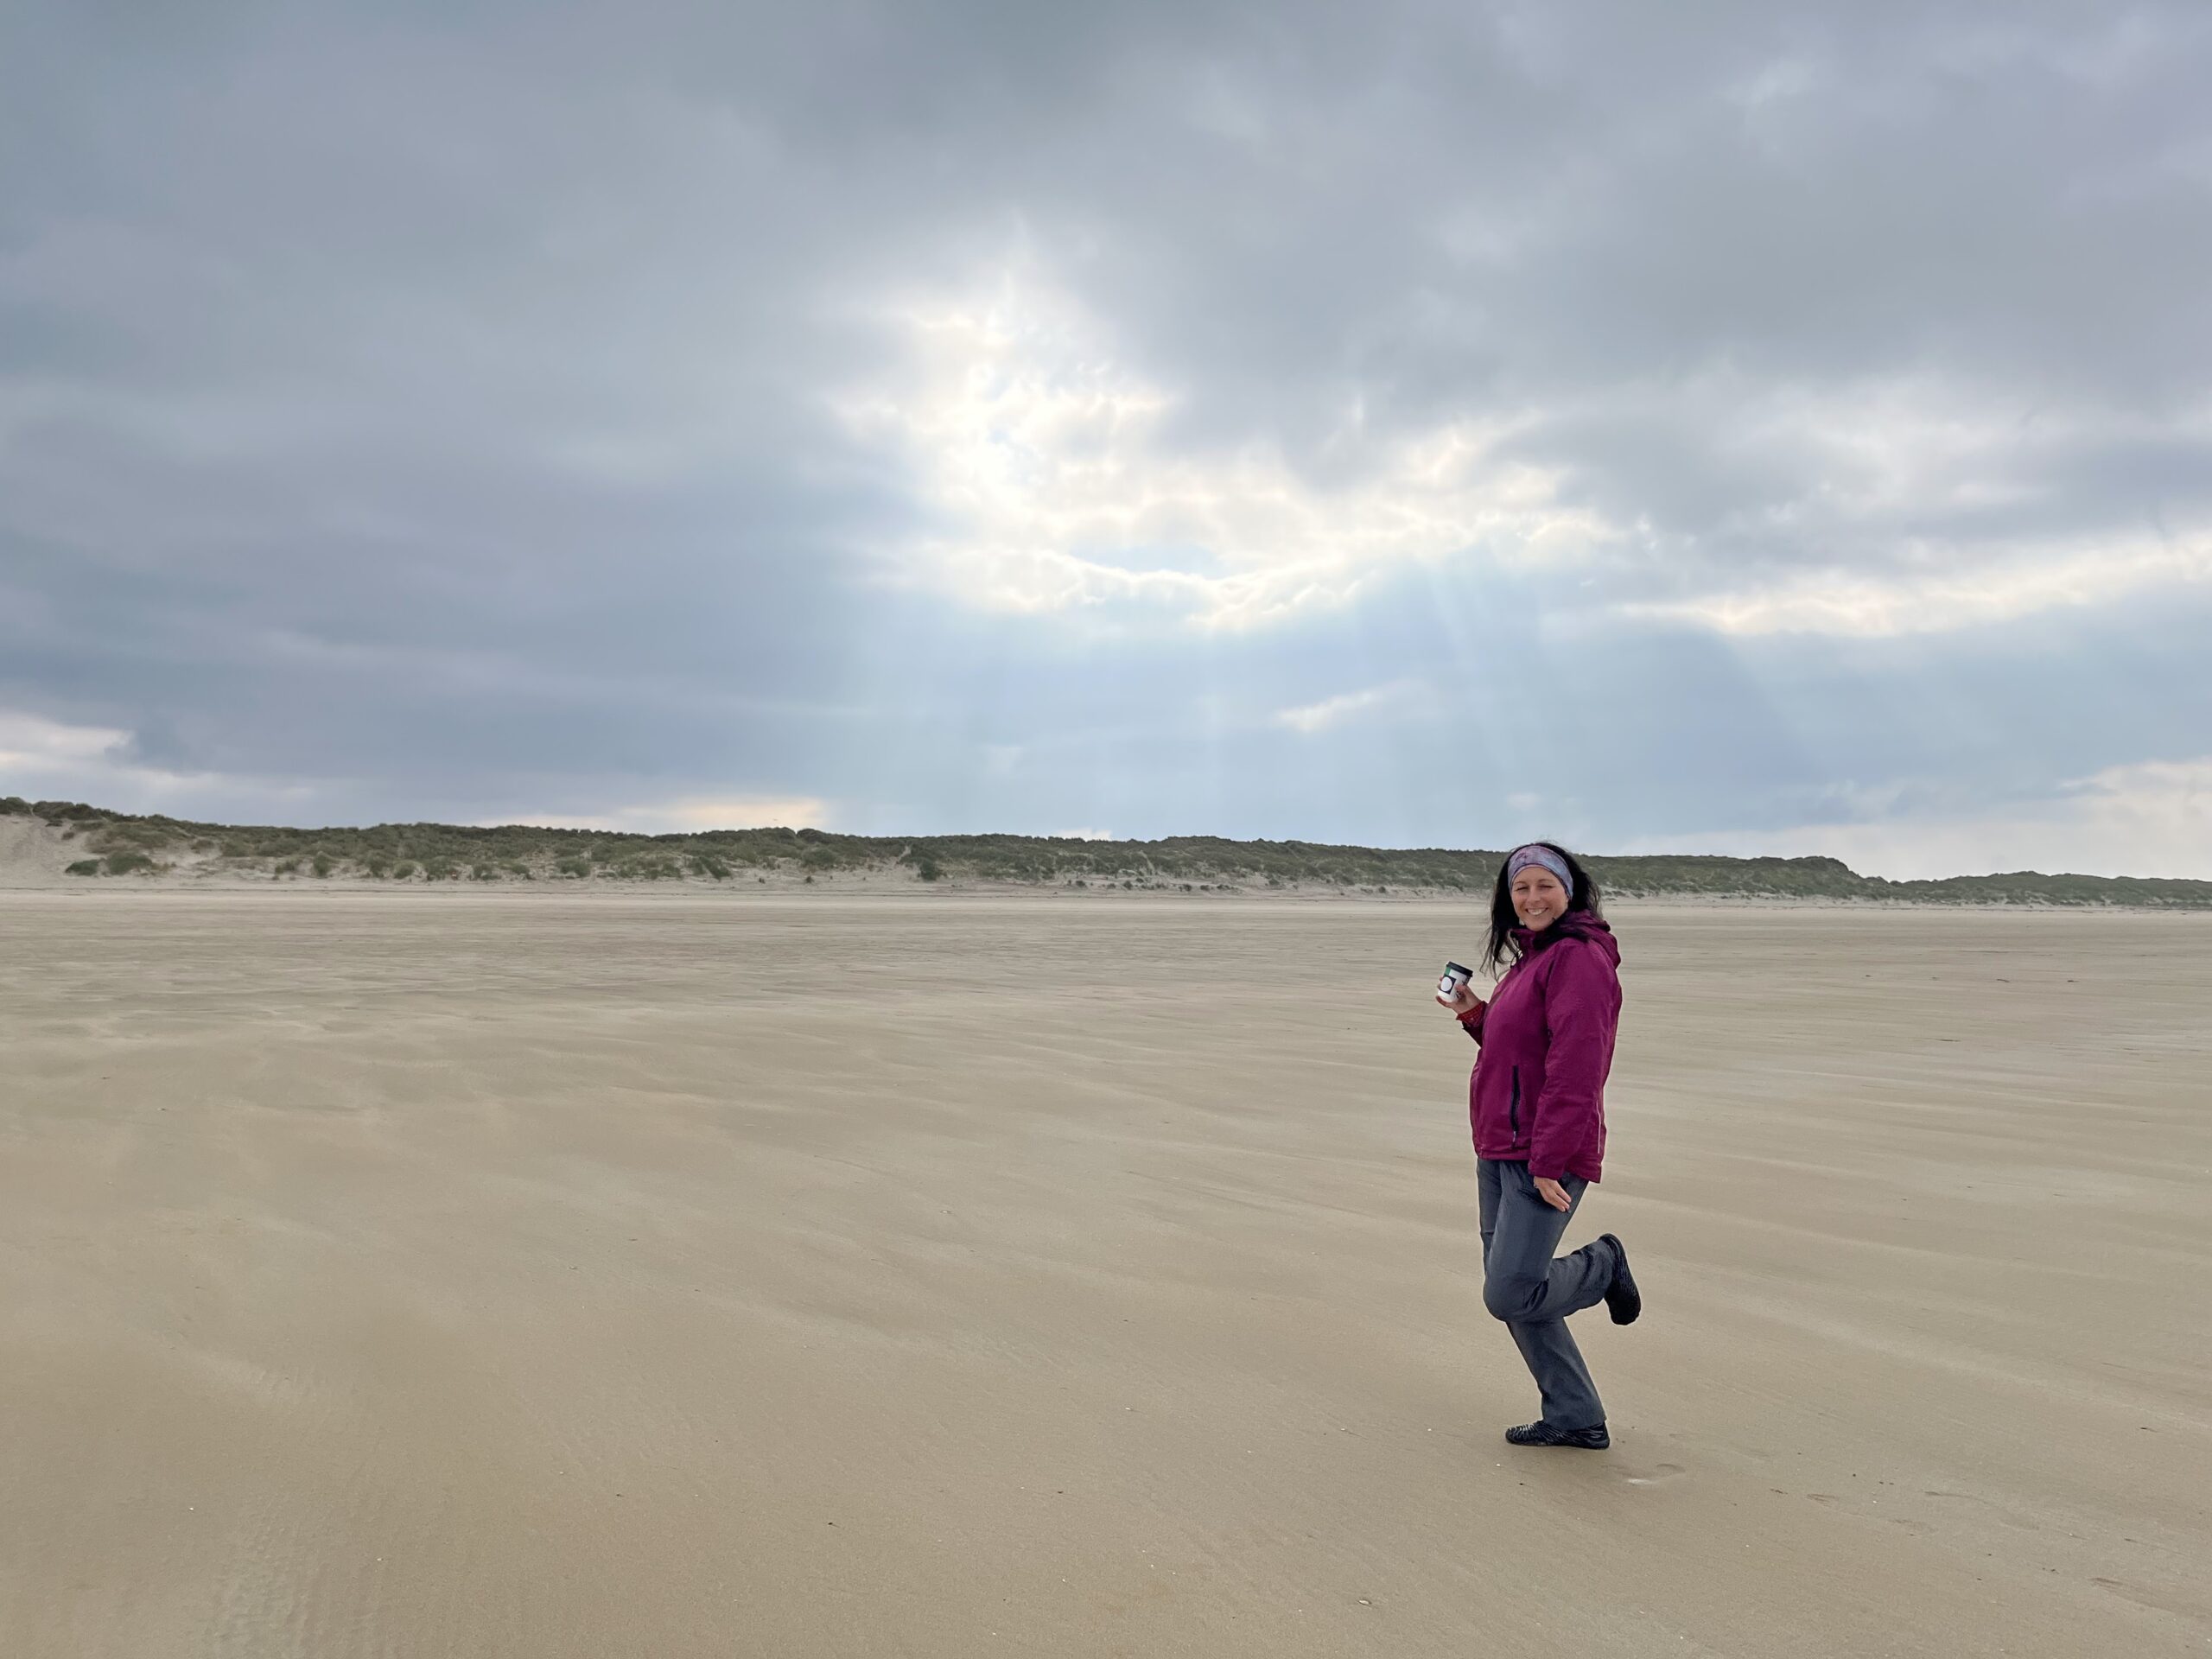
xmin=1436 ymin=841 xmax=1639 ymax=1450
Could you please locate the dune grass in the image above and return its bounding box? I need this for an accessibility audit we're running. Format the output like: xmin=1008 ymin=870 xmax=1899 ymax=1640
xmin=5 ymin=795 xmax=2206 ymax=906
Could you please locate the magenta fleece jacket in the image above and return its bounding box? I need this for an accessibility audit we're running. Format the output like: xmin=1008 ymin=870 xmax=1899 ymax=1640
xmin=1459 ymin=913 xmax=1621 ymax=1182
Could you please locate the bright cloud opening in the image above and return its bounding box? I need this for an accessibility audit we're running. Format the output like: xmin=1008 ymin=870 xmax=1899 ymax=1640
xmin=838 ymin=265 xmax=1611 ymax=631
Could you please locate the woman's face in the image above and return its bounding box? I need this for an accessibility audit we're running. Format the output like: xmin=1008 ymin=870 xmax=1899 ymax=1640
xmin=1510 ymin=866 xmax=1570 ymax=931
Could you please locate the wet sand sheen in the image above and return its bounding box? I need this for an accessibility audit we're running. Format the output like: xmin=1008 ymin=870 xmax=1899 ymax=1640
xmin=2 ymin=893 xmax=2207 ymax=1656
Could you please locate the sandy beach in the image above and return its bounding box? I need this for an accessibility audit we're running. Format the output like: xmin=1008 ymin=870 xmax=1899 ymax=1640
xmin=1 ymin=891 xmax=2206 ymax=1657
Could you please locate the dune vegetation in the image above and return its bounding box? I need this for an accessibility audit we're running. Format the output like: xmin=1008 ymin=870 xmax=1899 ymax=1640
xmin=5 ymin=795 xmax=2206 ymax=906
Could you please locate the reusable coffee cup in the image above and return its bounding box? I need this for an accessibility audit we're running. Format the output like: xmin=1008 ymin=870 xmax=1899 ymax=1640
xmin=1438 ymin=961 xmax=1473 ymax=1001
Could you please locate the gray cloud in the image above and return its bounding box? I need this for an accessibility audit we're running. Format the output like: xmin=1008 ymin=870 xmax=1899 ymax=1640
xmin=3 ymin=1 xmax=2208 ymax=871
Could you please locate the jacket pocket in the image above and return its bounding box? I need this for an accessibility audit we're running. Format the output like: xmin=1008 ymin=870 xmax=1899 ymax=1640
xmin=1509 ymin=1067 xmax=1522 ymax=1139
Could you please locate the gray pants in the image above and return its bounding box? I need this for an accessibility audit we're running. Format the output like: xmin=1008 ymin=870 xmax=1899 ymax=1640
xmin=1477 ymin=1158 xmax=1618 ymax=1431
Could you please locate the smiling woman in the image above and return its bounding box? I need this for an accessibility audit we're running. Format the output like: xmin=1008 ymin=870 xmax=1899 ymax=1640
xmin=1437 ymin=841 xmax=1638 ymax=1450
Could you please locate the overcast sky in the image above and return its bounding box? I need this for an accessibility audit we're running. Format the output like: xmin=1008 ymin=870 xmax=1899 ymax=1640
xmin=3 ymin=2 xmax=2209 ymax=877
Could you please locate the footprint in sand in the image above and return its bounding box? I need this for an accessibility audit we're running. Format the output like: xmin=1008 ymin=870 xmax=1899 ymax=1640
xmin=1623 ymin=1462 xmax=1685 ymax=1486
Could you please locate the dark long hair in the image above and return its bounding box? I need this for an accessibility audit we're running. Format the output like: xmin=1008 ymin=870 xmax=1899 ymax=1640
xmin=1483 ymin=842 xmax=1603 ymax=974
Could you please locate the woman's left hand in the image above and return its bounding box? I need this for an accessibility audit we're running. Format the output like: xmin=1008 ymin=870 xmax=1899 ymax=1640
xmin=1533 ymin=1176 xmax=1573 ymax=1212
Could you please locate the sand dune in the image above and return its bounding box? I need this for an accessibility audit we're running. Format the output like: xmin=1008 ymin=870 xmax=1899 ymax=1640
xmin=1 ymin=892 xmax=2206 ymax=1656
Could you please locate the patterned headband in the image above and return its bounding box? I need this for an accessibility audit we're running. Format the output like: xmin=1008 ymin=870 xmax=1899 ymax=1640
xmin=1505 ymin=843 xmax=1574 ymax=890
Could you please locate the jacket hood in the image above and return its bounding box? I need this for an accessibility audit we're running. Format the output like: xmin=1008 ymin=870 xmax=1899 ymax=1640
xmin=1511 ymin=911 xmax=1620 ymax=968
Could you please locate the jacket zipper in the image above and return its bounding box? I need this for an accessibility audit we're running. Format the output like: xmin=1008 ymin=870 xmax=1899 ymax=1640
xmin=1509 ymin=1067 xmax=1522 ymax=1139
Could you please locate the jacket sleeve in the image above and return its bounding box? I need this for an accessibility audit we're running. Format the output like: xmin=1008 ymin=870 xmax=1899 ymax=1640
xmin=1459 ymin=1003 xmax=1486 ymax=1044
xmin=1527 ymin=942 xmax=1619 ymax=1181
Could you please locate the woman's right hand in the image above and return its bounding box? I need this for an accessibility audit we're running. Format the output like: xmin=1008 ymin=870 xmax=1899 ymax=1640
xmin=1437 ymin=981 xmax=1484 ymax=1019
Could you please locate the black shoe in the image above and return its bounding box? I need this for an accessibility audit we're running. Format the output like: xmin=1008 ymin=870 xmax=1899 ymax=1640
xmin=1505 ymin=1420 xmax=1610 ymax=1450
xmin=1599 ymin=1233 xmax=1640 ymax=1325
